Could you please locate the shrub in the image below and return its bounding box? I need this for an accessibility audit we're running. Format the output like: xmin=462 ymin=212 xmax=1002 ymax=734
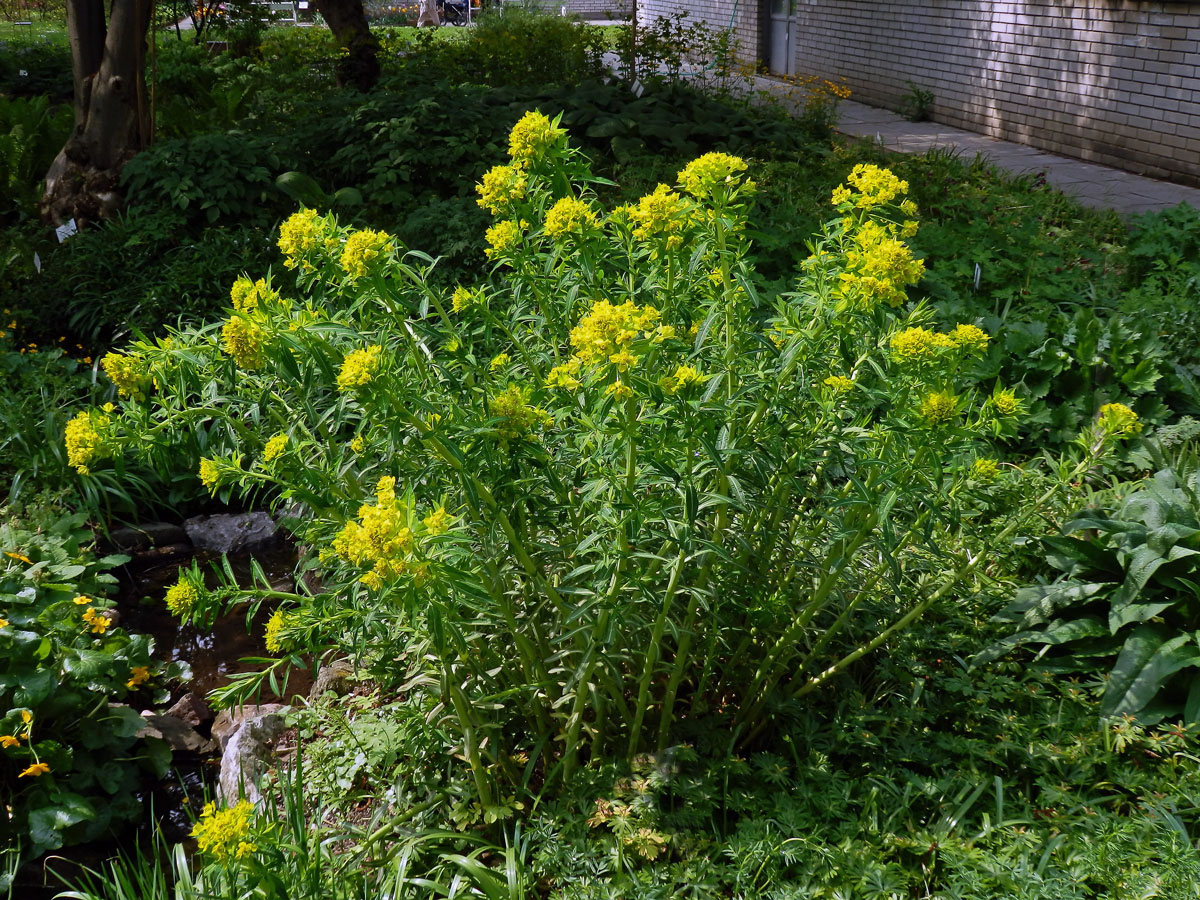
xmin=69 ymin=118 xmax=1130 ymax=814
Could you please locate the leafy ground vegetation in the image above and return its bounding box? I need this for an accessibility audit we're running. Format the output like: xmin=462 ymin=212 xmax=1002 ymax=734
xmin=3 ymin=9 xmax=1200 ymax=899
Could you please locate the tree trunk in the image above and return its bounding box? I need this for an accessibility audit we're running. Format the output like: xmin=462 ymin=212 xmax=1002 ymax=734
xmin=313 ymin=0 xmax=381 ymax=91
xmin=43 ymin=0 xmax=152 ymax=225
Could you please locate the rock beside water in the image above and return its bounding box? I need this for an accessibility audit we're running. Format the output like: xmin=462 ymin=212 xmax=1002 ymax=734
xmin=184 ymin=512 xmax=278 ymax=554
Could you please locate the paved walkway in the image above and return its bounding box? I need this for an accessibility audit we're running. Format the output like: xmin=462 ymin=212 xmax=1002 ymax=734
xmin=745 ymin=75 xmax=1200 ymax=215
xmin=834 ymin=97 xmax=1200 ymax=215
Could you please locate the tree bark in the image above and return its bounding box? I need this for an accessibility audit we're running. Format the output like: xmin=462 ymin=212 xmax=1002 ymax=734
xmin=43 ymin=0 xmax=153 ymax=225
xmin=313 ymin=0 xmax=381 ymax=91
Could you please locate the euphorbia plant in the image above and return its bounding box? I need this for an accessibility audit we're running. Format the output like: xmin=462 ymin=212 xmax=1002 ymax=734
xmin=68 ymin=112 xmax=1134 ymax=810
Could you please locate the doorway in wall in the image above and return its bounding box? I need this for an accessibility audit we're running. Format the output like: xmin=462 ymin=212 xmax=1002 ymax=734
xmin=767 ymin=0 xmax=797 ymax=75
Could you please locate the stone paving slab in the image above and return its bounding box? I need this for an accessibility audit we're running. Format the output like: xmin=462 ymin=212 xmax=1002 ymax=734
xmin=752 ymin=85 xmax=1200 ymax=214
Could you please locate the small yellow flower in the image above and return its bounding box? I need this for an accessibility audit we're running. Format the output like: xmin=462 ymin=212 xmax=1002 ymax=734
xmin=1098 ymin=402 xmax=1141 ymax=437
xmin=126 ymin=666 xmax=151 ymax=689
xmin=221 ymin=316 xmax=267 ymax=370
xmin=823 ymin=375 xmax=855 ymax=393
xmin=65 ymin=409 xmax=112 ymax=475
xmin=422 ymin=506 xmax=454 ymax=535
xmin=661 ymin=363 xmax=706 ymax=395
xmin=4 ymin=552 xmax=31 ymax=565
xmin=949 ymin=323 xmax=990 ymax=354
xmin=546 ymin=359 xmax=582 ymax=390
xmin=476 ymin=163 xmax=528 ymax=215
xmin=263 ymin=433 xmax=288 ymax=462
xmin=484 ymin=219 xmax=524 ymax=259
xmin=0 ymin=618 xmax=7 ymax=629
xmin=971 ymin=458 xmax=1000 ymax=481
xmin=544 ymin=196 xmax=597 ymax=241
xmin=605 ymin=381 xmax=635 ymax=400
xmin=891 ymin=327 xmax=954 ymax=362
xmin=264 ymin=609 xmax=291 ymax=655
xmin=337 ymin=345 xmax=382 ymax=391
xmin=340 ymin=230 xmax=394 ymax=280
xmin=490 ymin=352 xmax=511 ymax=370
xmin=0 ymin=735 xmax=19 ymax=749
xmin=199 ymin=458 xmax=221 ymax=491
xmin=100 ymin=352 xmax=151 ymax=400
xmin=919 ymin=391 xmax=957 ymax=425
xmin=20 ymin=710 xmax=32 ymax=725
xmin=82 ymin=607 xmax=112 ymax=635
xmin=192 ymin=800 xmax=257 ymax=863
xmin=278 ymin=208 xmax=331 ymax=267
xmin=677 ymin=152 xmax=753 ymax=200
xmin=508 ymin=110 xmax=565 ymax=162
xmin=166 ymin=576 xmax=201 ymax=617
xmin=73 ymin=595 xmax=92 ymax=605
xmin=488 ymin=384 xmax=553 ymax=441
xmin=350 ymin=434 xmax=366 ymax=453
xmin=992 ymin=389 xmax=1021 ymax=418
xmin=19 ymin=762 xmax=50 ymax=778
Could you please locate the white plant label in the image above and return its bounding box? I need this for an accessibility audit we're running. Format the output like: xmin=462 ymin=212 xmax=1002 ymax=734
xmin=55 ymin=219 xmax=78 ymax=243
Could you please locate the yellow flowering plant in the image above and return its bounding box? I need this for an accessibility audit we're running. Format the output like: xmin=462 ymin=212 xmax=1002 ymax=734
xmin=73 ymin=117 xmax=1133 ymax=813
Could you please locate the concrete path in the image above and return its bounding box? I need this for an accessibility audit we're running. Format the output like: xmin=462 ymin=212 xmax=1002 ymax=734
xmin=832 ymin=96 xmax=1200 ymax=215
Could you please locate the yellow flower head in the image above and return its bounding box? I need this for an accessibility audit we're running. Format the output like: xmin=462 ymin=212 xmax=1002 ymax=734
xmin=422 ymin=506 xmax=454 ymax=536
xmin=263 ymin=433 xmax=288 ymax=462
xmin=264 ymin=608 xmax=291 ymax=655
xmin=278 ymin=208 xmax=332 ymax=267
xmin=65 ymin=408 xmax=113 ymax=475
xmin=451 ymin=285 xmax=484 ymax=312
xmin=508 ymin=110 xmax=566 ymax=162
xmin=992 ymin=388 xmax=1022 ymax=418
xmin=340 ymin=229 xmax=394 ymax=280
xmin=823 ymin=375 xmax=855 ymax=393
xmin=81 ymin=606 xmax=112 ymax=634
xmin=490 ymin=352 xmax=511 ymax=370
xmin=100 ymin=352 xmax=151 ymax=400
xmin=677 ymin=153 xmax=753 ymax=200
xmin=484 ymin=219 xmax=524 ymax=260
xmin=546 ymin=358 xmax=582 ymax=390
xmin=890 ymin=327 xmax=954 ymax=362
xmin=166 ymin=575 xmax=202 ymax=617
xmin=569 ymin=299 xmax=661 ymax=367
xmin=333 ymin=476 xmax=418 ymax=586
xmin=971 ymin=458 xmax=1000 ymax=481
xmin=1098 ymin=402 xmax=1141 ymax=437
xmin=919 ymin=391 xmax=958 ymax=425
xmin=661 ymin=363 xmax=706 ymax=395
xmin=0 ymin=619 xmax=7 ymax=629
xmin=838 ymin=163 xmax=910 ymax=209
xmin=350 ymin=434 xmax=366 ymax=453
xmin=192 ymin=800 xmax=257 ymax=863
xmin=199 ymin=458 xmax=221 ymax=492
xmin=73 ymin=595 xmax=92 ymax=605
xmin=0 ymin=735 xmax=19 ymax=749
xmin=476 ymin=163 xmax=528 ymax=215
xmin=949 ymin=323 xmax=990 ymax=354
xmin=544 ymin=196 xmax=598 ymax=241
xmin=221 ymin=315 xmax=267 ymax=370
xmin=605 ymin=380 xmax=635 ymax=400
xmin=126 ymin=666 xmax=151 ymax=689
xmin=488 ymin=384 xmax=553 ymax=442
xmin=20 ymin=710 xmax=32 ymax=725
xmin=628 ymin=184 xmax=689 ymax=245
xmin=337 ymin=345 xmax=382 ymax=391
xmin=230 ymin=277 xmax=280 ymax=312
xmin=19 ymin=762 xmax=50 ymax=778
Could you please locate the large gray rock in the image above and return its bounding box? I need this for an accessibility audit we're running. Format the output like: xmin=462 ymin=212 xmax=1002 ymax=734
xmin=137 ymin=713 xmax=216 ymax=755
xmin=165 ymin=692 xmax=212 ymax=728
xmin=211 ymin=703 xmax=288 ymax=752
xmin=308 ymin=660 xmax=354 ymax=701
xmin=184 ymin=512 xmax=277 ymax=554
xmin=105 ymin=522 xmax=191 ymax=553
xmin=217 ymin=706 xmax=289 ymax=807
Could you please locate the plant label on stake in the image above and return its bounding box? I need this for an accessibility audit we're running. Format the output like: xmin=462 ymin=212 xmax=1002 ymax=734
xmin=55 ymin=219 xmax=78 ymax=243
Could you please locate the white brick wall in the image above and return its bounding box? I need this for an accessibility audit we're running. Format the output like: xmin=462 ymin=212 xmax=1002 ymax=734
xmin=638 ymin=0 xmax=760 ymax=70
xmin=789 ymin=1 xmax=1200 ymax=183
xmin=565 ymin=0 xmax=629 ymax=19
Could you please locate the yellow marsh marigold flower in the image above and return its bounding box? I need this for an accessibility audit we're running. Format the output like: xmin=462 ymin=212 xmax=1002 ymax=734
xmin=199 ymin=458 xmax=221 ymax=492
xmin=221 ymin=315 xmax=267 ymax=369
xmin=165 ymin=575 xmax=201 ymax=617
xmin=919 ymin=391 xmax=958 ymax=425
xmin=544 ymin=196 xmax=597 ymax=240
xmin=971 ymin=458 xmax=1000 ymax=481
xmin=126 ymin=666 xmax=151 ymax=689
xmin=73 ymin=595 xmax=92 ymax=605
xmin=891 ymin=327 xmax=954 ymax=361
xmin=490 ymin=352 xmax=510 ymax=370
xmin=628 ymin=184 xmax=689 ymax=246
xmin=81 ymin=607 xmax=112 ymax=634
xmin=264 ymin=609 xmax=291 ymax=655
xmin=476 ymin=163 xmax=528 ymax=215
xmin=100 ymin=351 xmax=151 ymax=400
xmin=0 ymin=619 xmax=7 ymax=629
xmin=19 ymin=762 xmax=50 ymax=778
xmin=192 ymin=800 xmax=257 ymax=863
xmin=484 ymin=219 xmax=524 ymax=259
xmin=677 ymin=152 xmax=753 ymax=200
xmin=661 ymin=363 xmax=706 ymax=395
xmin=422 ymin=506 xmax=453 ymax=535
xmin=489 ymin=384 xmax=552 ymax=442
xmin=1098 ymin=402 xmax=1141 ymax=437
xmin=547 ymin=359 xmax=582 ymax=390
xmin=20 ymin=710 xmax=31 ymax=725
xmin=992 ymin=388 xmax=1021 ymax=418
xmin=950 ymin=323 xmax=990 ymax=353
xmin=570 ymin=300 xmax=660 ymax=366
xmin=4 ymin=551 xmax=31 ymax=564
xmin=263 ymin=433 xmax=288 ymax=462
xmin=0 ymin=735 xmax=19 ymax=749
xmin=341 ymin=229 xmax=393 ymax=280
xmin=65 ymin=408 xmax=112 ymax=475
xmin=823 ymin=375 xmax=855 ymax=393
xmin=337 ymin=345 xmax=382 ymax=391
xmin=508 ymin=110 xmax=565 ymax=162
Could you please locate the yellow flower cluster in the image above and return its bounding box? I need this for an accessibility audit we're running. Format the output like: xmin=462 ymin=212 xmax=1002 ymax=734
xmin=341 ymin=229 xmax=394 ymax=280
xmin=838 ymin=219 xmax=925 ymax=308
xmin=263 ymin=433 xmax=288 ymax=462
xmin=230 ymin=277 xmax=280 ymax=312
xmin=823 ymin=374 xmax=855 ymax=393
xmin=950 ymin=323 xmax=990 ymax=353
xmin=337 ymin=345 xmax=382 ymax=391
xmin=485 ymin=220 xmax=524 ymax=259
xmin=547 ymin=358 xmax=583 ymax=390
xmin=451 ymin=285 xmax=483 ymax=312
xmin=832 ymin=164 xmax=913 ymax=210
xmin=971 ymin=458 xmax=1000 ymax=481
xmin=569 ymin=299 xmax=661 ymax=367
xmin=476 ymin=163 xmax=528 ymax=215
xmin=278 ymin=208 xmax=334 ymax=268
xmin=489 ymin=384 xmax=553 ymax=442
xmin=660 ymin=363 xmax=706 ymax=395
xmin=508 ymin=110 xmax=566 ymax=163
xmin=100 ymin=352 xmax=151 ymax=400
xmin=891 ymin=324 xmax=989 ymax=362
xmin=165 ymin=576 xmax=200 ymax=617
xmin=422 ymin=506 xmax=454 ymax=535
xmin=222 ymin=316 xmax=267 ymax=369
xmin=677 ymin=152 xmax=753 ymax=200
xmin=192 ymin=800 xmax=257 ymax=863
xmin=490 ymin=352 xmax=510 ymax=370
xmin=992 ymin=388 xmax=1021 ymax=418
xmin=544 ymin=196 xmax=597 ymax=240
xmin=333 ymin=477 xmax=416 ymax=589
xmin=628 ymin=184 xmax=689 ymax=247
xmin=81 ymin=606 xmax=111 ymax=634
xmin=1098 ymin=402 xmax=1141 ymax=436
xmin=919 ymin=391 xmax=958 ymax=425
xmin=65 ymin=408 xmax=112 ymax=475
xmin=264 ymin=608 xmax=292 ymax=655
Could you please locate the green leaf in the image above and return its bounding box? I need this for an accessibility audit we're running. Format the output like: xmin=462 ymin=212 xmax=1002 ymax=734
xmin=1102 ymin=627 xmax=1198 ymax=717
xmin=14 ymin=668 xmax=55 ymax=707
xmin=28 ymin=794 xmax=96 ymax=853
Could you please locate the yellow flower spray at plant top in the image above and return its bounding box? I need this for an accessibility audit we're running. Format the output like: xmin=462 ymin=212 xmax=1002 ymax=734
xmin=67 ymin=111 xmax=1139 ymax=808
